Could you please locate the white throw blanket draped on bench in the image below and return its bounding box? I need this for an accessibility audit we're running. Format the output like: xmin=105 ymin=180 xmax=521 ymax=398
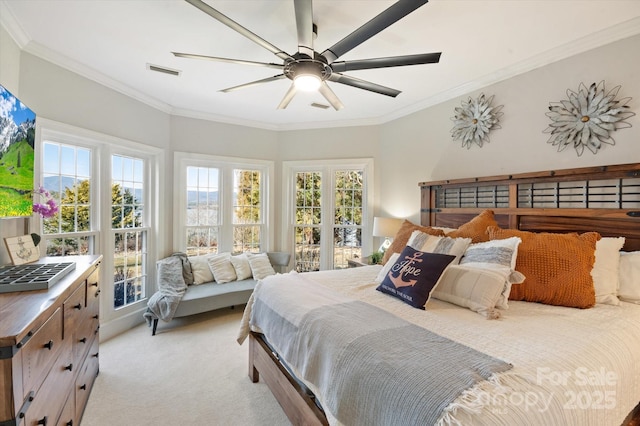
xmin=143 ymin=254 xmax=188 ymax=326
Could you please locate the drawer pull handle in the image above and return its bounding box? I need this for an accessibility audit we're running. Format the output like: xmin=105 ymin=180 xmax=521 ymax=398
xmin=92 ymin=352 xmax=99 ymax=358
xmin=90 ymin=281 xmax=99 ymax=287
xmin=43 ymin=340 xmax=54 ymax=350
xmin=73 ymin=303 xmax=82 ymax=310
xmin=37 ymin=416 xmax=48 ymax=425
xmin=65 ymin=363 xmax=73 ymax=371
xmin=95 ymin=289 xmax=101 ymax=297
xmin=93 ymin=314 xmax=99 ymax=320
xmin=66 ymin=421 xmax=73 ymax=426
xmin=80 ymin=384 xmax=87 ymax=390
xmin=79 ymin=337 xmax=87 ymax=344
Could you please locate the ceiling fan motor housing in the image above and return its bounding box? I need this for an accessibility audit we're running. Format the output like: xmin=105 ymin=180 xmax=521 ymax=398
xmin=284 ymin=55 xmax=332 ymax=82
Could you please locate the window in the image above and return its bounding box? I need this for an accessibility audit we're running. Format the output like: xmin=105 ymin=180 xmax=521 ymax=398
xmin=112 ymin=155 xmax=148 ymax=309
xmin=186 ymin=166 xmax=220 ymax=255
xmin=176 ymin=153 xmax=273 ymax=255
xmin=39 ymin=122 xmax=160 ymax=328
xmin=284 ymin=159 xmax=373 ymax=272
xmin=233 ymin=169 xmax=262 ymax=253
xmin=41 ymin=142 xmax=95 ymax=256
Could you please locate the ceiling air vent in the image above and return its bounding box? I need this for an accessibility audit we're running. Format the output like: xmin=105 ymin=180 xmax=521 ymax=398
xmin=146 ymin=63 xmax=181 ymax=77
xmin=310 ymin=102 xmax=330 ymax=110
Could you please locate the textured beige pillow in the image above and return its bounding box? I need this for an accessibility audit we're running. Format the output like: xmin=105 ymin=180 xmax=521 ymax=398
xmin=189 ymin=254 xmax=215 ymax=284
xmin=446 ymin=210 xmax=498 ymax=243
xmin=207 ymin=253 xmax=237 ymax=284
xmin=247 ymin=253 xmax=276 ymax=280
xmin=618 ymin=251 xmax=640 ymax=303
xmin=488 ymin=227 xmax=599 ymax=309
xmin=592 ymin=237 xmax=625 ymax=305
xmin=230 ymin=254 xmax=253 ymax=280
xmin=382 ymin=220 xmax=445 ymax=265
xmin=407 ymin=231 xmax=471 ymax=264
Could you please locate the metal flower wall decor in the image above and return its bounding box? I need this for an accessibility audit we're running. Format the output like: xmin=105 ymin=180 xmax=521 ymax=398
xmin=450 ymin=93 xmax=504 ymax=149
xmin=543 ymin=81 xmax=635 ymax=156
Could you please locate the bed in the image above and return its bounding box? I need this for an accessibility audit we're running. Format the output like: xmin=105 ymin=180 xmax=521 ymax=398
xmin=238 ymin=162 xmax=640 ymax=426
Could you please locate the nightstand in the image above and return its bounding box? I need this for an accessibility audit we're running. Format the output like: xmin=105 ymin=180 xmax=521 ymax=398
xmin=347 ymin=256 xmax=373 ymax=268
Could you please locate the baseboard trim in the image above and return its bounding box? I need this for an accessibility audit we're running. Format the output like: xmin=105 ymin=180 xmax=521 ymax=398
xmin=100 ymin=308 xmax=146 ymax=342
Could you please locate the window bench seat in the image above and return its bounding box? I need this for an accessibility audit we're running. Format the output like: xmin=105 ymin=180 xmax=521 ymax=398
xmin=150 ymin=252 xmax=290 ymax=335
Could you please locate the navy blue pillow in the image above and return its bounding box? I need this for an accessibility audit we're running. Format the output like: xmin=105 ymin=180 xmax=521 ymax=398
xmin=376 ymin=245 xmax=456 ymax=309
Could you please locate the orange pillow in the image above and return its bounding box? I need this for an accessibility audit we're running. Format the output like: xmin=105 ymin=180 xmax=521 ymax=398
xmin=487 ymin=226 xmax=600 ymax=308
xmin=446 ymin=210 xmax=498 ymax=243
xmin=381 ymin=220 xmax=445 ymax=265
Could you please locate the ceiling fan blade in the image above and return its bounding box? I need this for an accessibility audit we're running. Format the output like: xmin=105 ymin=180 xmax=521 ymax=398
xmin=321 ymin=0 xmax=429 ymax=64
xmin=184 ymin=0 xmax=293 ymax=62
xmin=220 ymin=74 xmax=286 ymax=93
xmin=173 ymin=52 xmax=283 ymax=70
xmin=277 ymin=84 xmax=298 ymax=109
xmin=331 ymin=52 xmax=441 ymax=72
xmin=328 ymin=73 xmax=401 ymax=97
xmin=318 ymin=82 xmax=344 ymax=111
xmin=294 ymin=0 xmax=314 ymax=58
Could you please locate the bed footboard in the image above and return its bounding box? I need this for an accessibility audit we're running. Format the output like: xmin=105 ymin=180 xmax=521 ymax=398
xmin=248 ymin=332 xmax=328 ymax=426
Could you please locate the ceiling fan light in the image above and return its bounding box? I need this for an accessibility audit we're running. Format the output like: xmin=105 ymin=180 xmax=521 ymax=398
xmin=294 ymin=74 xmax=322 ymax=91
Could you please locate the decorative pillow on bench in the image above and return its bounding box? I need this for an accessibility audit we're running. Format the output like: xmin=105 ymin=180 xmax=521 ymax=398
xmin=189 ymin=254 xmax=215 ymax=285
xmin=207 ymin=253 xmax=237 ymax=283
xmin=247 ymin=253 xmax=276 ymax=280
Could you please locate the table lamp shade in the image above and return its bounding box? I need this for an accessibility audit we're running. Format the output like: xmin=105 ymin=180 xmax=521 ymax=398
xmin=373 ymin=217 xmax=403 ymax=237
xmin=373 ymin=217 xmax=403 ymax=252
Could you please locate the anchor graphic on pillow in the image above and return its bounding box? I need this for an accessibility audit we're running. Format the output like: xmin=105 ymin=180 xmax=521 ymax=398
xmin=387 ymin=251 xmax=424 ymax=288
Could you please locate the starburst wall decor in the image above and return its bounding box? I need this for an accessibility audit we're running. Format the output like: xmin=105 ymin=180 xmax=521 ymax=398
xmin=543 ymin=81 xmax=635 ymax=156
xmin=450 ymin=93 xmax=504 ymax=149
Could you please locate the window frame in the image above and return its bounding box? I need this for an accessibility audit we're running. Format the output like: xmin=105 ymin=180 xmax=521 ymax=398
xmin=37 ymin=118 xmax=163 ymax=325
xmin=174 ymin=152 xmax=274 ymax=254
xmin=282 ymin=158 xmax=374 ymax=271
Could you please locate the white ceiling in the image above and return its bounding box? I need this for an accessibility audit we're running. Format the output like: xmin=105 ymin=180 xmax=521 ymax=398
xmin=2 ymin=0 xmax=640 ymax=131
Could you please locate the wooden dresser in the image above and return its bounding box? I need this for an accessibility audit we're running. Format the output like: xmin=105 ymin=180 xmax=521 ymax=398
xmin=0 ymin=255 xmax=102 ymax=426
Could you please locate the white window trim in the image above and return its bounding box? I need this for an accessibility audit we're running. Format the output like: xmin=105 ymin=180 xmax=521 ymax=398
xmin=174 ymin=152 xmax=274 ymax=253
xmin=282 ymin=158 xmax=374 ymax=270
xmin=37 ymin=118 xmax=164 ymax=325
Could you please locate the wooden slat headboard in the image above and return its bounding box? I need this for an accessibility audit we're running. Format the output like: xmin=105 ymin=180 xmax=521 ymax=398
xmin=419 ymin=163 xmax=640 ymax=251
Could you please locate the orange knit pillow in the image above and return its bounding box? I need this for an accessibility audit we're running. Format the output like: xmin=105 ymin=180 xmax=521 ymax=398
xmin=446 ymin=210 xmax=498 ymax=243
xmin=381 ymin=220 xmax=445 ymax=265
xmin=487 ymin=227 xmax=600 ymax=308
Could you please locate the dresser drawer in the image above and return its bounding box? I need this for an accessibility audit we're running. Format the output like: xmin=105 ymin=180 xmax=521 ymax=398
xmin=74 ymin=336 xmax=99 ymax=423
xmin=23 ymin=338 xmax=74 ymax=426
xmin=56 ymin=393 xmax=75 ymax=426
xmin=21 ymin=307 xmax=64 ymax=399
xmin=63 ymin=284 xmax=86 ymax=338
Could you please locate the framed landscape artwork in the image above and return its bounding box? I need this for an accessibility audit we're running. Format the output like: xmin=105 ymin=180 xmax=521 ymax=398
xmin=0 ymin=84 xmax=36 ymax=218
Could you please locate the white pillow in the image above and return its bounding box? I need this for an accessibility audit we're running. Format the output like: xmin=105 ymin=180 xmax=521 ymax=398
xmin=407 ymin=231 xmax=471 ymax=264
xmin=591 ymin=237 xmax=625 ymax=305
xmin=375 ymin=252 xmax=400 ymax=283
xmin=618 ymin=251 xmax=640 ymax=304
xmin=207 ymin=253 xmax=237 ymax=284
xmin=458 ymin=237 xmax=524 ymax=309
xmin=247 ymin=253 xmax=276 ymax=280
xmin=189 ymin=254 xmax=215 ymax=284
xmin=432 ymin=265 xmax=505 ymax=319
xmin=230 ymin=254 xmax=253 ymax=280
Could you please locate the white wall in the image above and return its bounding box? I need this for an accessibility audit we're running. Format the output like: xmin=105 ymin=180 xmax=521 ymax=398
xmin=378 ymin=34 xmax=640 ymax=223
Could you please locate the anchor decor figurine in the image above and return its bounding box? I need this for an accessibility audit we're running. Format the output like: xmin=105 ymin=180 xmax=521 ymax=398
xmin=4 ymin=234 xmax=40 ymax=265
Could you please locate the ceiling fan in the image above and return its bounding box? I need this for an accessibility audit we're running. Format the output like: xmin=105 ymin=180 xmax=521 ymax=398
xmin=173 ymin=0 xmax=441 ymax=110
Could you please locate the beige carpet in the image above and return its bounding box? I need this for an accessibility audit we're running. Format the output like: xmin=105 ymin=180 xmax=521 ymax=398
xmin=81 ymin=307 xmax=291 ymax=426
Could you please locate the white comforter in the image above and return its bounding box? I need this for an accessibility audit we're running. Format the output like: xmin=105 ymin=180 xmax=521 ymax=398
xmin=239 ymin=266 xmax=640 ymax=426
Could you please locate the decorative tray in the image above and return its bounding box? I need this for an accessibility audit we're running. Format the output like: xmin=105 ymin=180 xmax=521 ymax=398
xmin=0 ymin=262 xmax=76 ymax=293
